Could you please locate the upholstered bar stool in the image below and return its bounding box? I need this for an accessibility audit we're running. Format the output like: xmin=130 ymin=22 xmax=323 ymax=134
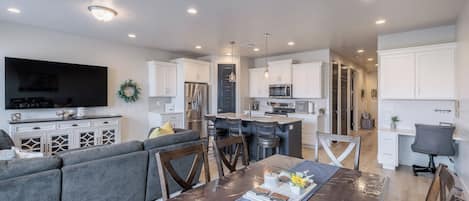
xmin=254 ymin=121 xmax=280 ymax=161
xmin=224 ymin=118 xmax=250 ymax=161
xmin=204 ymin=115 xmax=227 ymax=140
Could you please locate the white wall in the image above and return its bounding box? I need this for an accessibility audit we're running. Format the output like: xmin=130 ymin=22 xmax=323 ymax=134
xmin=365 ymin=71 xmax=378 ymax=120
xmin=455 ymin=0 xmax=469 ymax=191
xmin=378 ymin=25 xmax=457 ymax=50
xmin=0 ymin=22 xmax=178 ymax=141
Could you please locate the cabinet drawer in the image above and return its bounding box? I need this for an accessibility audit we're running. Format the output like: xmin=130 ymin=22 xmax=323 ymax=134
xmin=92 ymin=119 xmax=119 ymax=127
xmin=13 ymin=123 xmax=57 ymax=133
xmin=58 ymin=121 xmax=91 ymax=129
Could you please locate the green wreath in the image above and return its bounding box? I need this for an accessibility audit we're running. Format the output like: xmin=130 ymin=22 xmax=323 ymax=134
xmin=117 ymin=79 xmax=141 ymax=103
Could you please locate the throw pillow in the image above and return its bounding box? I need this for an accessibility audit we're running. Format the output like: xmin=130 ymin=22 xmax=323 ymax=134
xmin=160 ymin=122 xmax=175 ymax=134
xmin=12 ymin=147 xmax=44 ymax=159
xmin=0 ymin=149 xmax=16 ymax=160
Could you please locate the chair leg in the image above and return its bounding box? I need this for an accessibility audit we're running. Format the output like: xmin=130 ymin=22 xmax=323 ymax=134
xmin=263 ymin=147 xmax=266 ymax=159
xmin=412 ymin=155 xmax=437 ymax=176
xmin=256 ymin=144 xmax=260 ymax=161
xmin=276 ymin=146 xmax=280 ymax=155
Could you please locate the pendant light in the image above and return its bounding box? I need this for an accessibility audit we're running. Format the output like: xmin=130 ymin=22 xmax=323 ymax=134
xmin=264 ymin=33 xmax=271 ymax=78
xmin=228 ymin=41 xmax=237 ymax=82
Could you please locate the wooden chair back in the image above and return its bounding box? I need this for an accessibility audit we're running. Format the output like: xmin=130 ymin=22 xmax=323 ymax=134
xmin=314 ymin=131 xmax=361 ymax=170
xmin=155 ymin=142 xmax=210 ymax=201
xmin=212 ymin=135 xmax=249 ymax=177
xmin=426 ymin=164 xmax=464 ymax=201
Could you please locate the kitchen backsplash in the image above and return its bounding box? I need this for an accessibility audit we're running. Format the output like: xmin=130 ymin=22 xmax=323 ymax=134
xmin=250 ymin=98 xmax=328 ymax=114
xmin=379 ymin=100 xmax=456 ymax=130
xmin=148 ymin=97 xmax=173 ymax=113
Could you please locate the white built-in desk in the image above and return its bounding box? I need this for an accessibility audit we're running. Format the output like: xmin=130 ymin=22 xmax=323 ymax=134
xmin=378 ymin=128 xmax=463 ymax=170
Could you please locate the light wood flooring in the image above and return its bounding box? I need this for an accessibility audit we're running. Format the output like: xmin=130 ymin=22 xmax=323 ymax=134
xmin=206 ymin=129 xmax=432 ymax=201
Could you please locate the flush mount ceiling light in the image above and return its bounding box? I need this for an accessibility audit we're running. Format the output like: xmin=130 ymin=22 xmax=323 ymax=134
xmin=357 ymin=49 xmax=365 ymax=53
xmin=7 ymin=7 xmax=21 ymax=14
xmin=375 ymin=19 xmax=387 ymax=25
xmin=128 ymin=33 xmax=136 ymax=38
xmin=253 ymin=48 xmax=260 ymax=52
xmin=88 ymin=5 xmax=118 ymax=22
xmin=195 ymin=45 xmax=202 ymax=49
xmin=187 ymin=8 xmax=198 ymax=15
xmin=287 ymin=41 xmax=295 ymax=46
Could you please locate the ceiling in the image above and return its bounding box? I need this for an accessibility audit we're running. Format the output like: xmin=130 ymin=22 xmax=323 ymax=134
xmin=0 ymin=0 xmax=466 ymax=70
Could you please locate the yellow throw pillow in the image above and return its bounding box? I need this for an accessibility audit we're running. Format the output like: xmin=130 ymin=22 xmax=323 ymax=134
xmin=149 ymin=128 xmax=163 ymax=139
xmin=160 ymin=122 xmax=175 ymax=134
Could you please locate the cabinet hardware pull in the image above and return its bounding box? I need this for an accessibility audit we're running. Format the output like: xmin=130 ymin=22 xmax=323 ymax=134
xmin=103 ymin=121 xmax=109 ymax=124
xmin=33 ymin=127 xmax=41 ymax=130
xmin=72 ymin=124 xmax=78 ymax=127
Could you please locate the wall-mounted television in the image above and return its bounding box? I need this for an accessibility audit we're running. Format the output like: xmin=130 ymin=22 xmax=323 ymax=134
xmin=4 ymin=57 xmax=108 ymax=109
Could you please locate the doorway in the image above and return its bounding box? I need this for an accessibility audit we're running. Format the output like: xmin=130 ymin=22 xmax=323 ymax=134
xmin=217 ymin=64 xmax=236 ymax=113
xmin=332 ymin=63 xmax=355 ymax=135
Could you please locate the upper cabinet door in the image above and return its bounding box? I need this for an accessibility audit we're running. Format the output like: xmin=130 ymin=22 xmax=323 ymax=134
xmin=416 ymin=48 xmax=455 ymax=99
xmin=184 ymin=60 xmax=210 ymax=83
xmin=148 ymin=61 xmax=178 ymax=97
xmin=268 ymin=59 xmax=292 ymax=84
xmin=249 ymin=68 xmax=269 ymax=98
xmin=292 ymin=62 xmax=323 ymax=98
xmin=165 ymin=66 xmax=178 ymax=96
xmin=379 ymin=53 xmax=416 ymax=99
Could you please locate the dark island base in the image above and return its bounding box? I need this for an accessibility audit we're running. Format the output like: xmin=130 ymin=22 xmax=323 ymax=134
xmin=214 ymin=121 xmax=302 ymax=160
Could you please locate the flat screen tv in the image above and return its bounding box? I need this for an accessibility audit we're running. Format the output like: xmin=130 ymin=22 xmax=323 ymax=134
xmin=4 ymin=57 xmax=108 ymax=109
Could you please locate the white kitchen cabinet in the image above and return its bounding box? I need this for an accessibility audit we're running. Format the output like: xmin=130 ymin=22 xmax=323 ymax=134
xmin=268 ymin=59 xmax=292 ymax=84
xmin=379 ymin=53 xmax=416 ymax=99
xmin=9 ymin=117 xmax=122 ymax=155
xmin=249 ymin=67 xmax=269 ymax=98
xmin=148 ymin=61 xmax=178 ymax=97
xmin=378 ymin=43 xmax=456 ymax=100
xmin=148 ymin=112 xmax=184 ymax=129
xmin=377 ymin=130 xmax=399 ymax=170
xmin=416 ymin=48 xmax=455 ymax=99
xmin=173 ymin=58 xmax=210 ymax=83
xmin=292 ymin=62 xmax=323 ymax=98
xmin=288 ymin=113 xmax=317 ymax=148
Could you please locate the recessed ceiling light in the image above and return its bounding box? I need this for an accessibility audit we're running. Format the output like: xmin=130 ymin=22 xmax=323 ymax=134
xmin=375 ymin=19 xmax=387 ymax=25
xmin=368 ymin=58 xmax=374 ymax=61
xmin=225 ymin=52 xmax=232 ymax=56
xmin=128 ymin=33 xmax=136 ymax=38
xmin=253 ymin=48 xmax=260 ymax=52
xmin=187 ymin=8 xmax=198 ymax=15
xmin=88 ymin=5 xmax=118 ymax=22
xmin=7 ymin=7 xmax=21 ymax=14
xmin=195 ymin=45 xmax=202 ymax=49
xmin=357 ymin=49 xmax=365 ymax=53
xmin=287 ymin=41 xmax=295 ymax=46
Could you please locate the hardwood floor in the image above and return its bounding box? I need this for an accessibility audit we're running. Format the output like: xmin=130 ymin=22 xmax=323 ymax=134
xmin=206 ymin=129 xmax=432 ymax=201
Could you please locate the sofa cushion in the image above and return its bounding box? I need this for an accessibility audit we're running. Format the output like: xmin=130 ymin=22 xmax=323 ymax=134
xmin=0 ymin=157 xmax=61 ymax=180
xmin=61 ymin=151 xmax=148 ymax=201
xmin=0 ymin=169 xmax=61 ymax=201
xmin=0 ymin=130 xmax=15 ymax=150
xmin=58 ymin=141 xmax=143 ymax=166
xmin=144 ymin=129 xmax=199 ymax=150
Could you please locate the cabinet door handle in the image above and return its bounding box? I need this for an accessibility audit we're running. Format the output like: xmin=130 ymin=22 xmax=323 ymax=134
xmin=103 ymin=121 xmax=109 ymax=124
xmin=72 ymin=124 xmax=78 ymax=127
xmin=33 ymin=127 xmax=41 ymax=130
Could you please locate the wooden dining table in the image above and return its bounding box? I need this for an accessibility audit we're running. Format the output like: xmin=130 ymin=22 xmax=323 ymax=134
xmin=167 ymin=155 xmax=388 ymax=201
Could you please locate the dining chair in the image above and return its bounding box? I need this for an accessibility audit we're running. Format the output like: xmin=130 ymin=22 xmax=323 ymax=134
xmin=212 ymin=135 xmax=249 ymax=178
xmin=426 ymin=164 xmax=464 ymax=201
xmin=155 ymin=142 xmax=210 ymax=201
xmin=314 ymin=131 xmax=361 ymax=170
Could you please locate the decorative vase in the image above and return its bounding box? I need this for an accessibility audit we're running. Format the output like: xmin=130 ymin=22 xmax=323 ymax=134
xmin=391 ymin=122 xmax=397 ymax=130
xmin=289 ymin=183 xmax=304 ymax=195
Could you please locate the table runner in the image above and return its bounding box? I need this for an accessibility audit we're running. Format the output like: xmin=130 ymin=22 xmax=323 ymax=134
xmin=238 ymin=160 xmax=339 ymax=201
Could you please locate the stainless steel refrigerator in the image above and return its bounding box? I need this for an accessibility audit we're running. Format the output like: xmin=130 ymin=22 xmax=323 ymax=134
xmin=185 ymin=82 xmax=208 ymax=138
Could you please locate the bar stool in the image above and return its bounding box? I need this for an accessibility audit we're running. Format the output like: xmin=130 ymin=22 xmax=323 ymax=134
xmin=224 ymin=118 xmax=250 ymax=161
xmin=204 ymin=115 xmax=227 ymax=140
xmin=254 ymin=121 xmax=280 ymax=161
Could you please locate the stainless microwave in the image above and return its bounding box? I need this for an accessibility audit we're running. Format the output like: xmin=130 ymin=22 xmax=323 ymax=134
xmin=269 ymin=84 xmax=292 ymax=98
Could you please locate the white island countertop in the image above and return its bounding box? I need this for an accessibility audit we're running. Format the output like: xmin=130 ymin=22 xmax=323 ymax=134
xmin=208 ymin=113 xmax=303 ymax=125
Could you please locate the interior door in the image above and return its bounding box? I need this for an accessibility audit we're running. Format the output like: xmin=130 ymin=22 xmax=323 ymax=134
xmin=217 ymin=64 xmax=236 ymax=113
xmin=340 ymin=65 xmax=348 ymax=135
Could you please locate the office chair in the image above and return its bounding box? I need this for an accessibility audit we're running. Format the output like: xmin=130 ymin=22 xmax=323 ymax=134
xmin=411 ymin=124 xmax=456 ymax=176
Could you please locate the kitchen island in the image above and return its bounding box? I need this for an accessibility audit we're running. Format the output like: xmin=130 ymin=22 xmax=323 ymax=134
xmin=208 ymin=113 xmax=303 ymax=159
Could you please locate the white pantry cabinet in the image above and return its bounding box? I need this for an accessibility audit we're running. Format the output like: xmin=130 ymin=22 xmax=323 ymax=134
xmin=173 ymin=58 xmax=210 ymax=83
xmin=268 ymin=59 xmax=292 ymax=84
xmin=378 ymin=43 xmax=456 ymax=100
xmin=249 ymin=67 xmax=269 ymax=98
xmin=292 ymin=62 xmax=323 ymax=98
xmin=148 ymin=61 xmax=178 ymax=97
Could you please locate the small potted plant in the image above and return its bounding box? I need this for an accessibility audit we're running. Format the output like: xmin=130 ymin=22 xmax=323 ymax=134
xmin=391 ymin=116 xmax=400 ymax=130
xmin=289 ymin=172 xmax=309 ymax=195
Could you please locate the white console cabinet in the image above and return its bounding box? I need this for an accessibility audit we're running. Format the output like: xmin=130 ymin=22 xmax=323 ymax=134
xmin=9 ymin=117 xmax=121 ymax=155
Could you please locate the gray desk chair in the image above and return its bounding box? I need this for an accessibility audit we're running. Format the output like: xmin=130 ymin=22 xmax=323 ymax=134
xmin=412 ymin=124 xmax=456 ymax=176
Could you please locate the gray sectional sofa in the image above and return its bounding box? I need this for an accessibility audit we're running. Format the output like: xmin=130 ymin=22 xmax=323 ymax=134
xmin=0 ymin=129 xmax=206 ymax=201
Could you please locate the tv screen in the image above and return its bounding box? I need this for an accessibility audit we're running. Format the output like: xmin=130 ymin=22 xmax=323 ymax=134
xmin=5 ymin=57 xmax=108 ymax=109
